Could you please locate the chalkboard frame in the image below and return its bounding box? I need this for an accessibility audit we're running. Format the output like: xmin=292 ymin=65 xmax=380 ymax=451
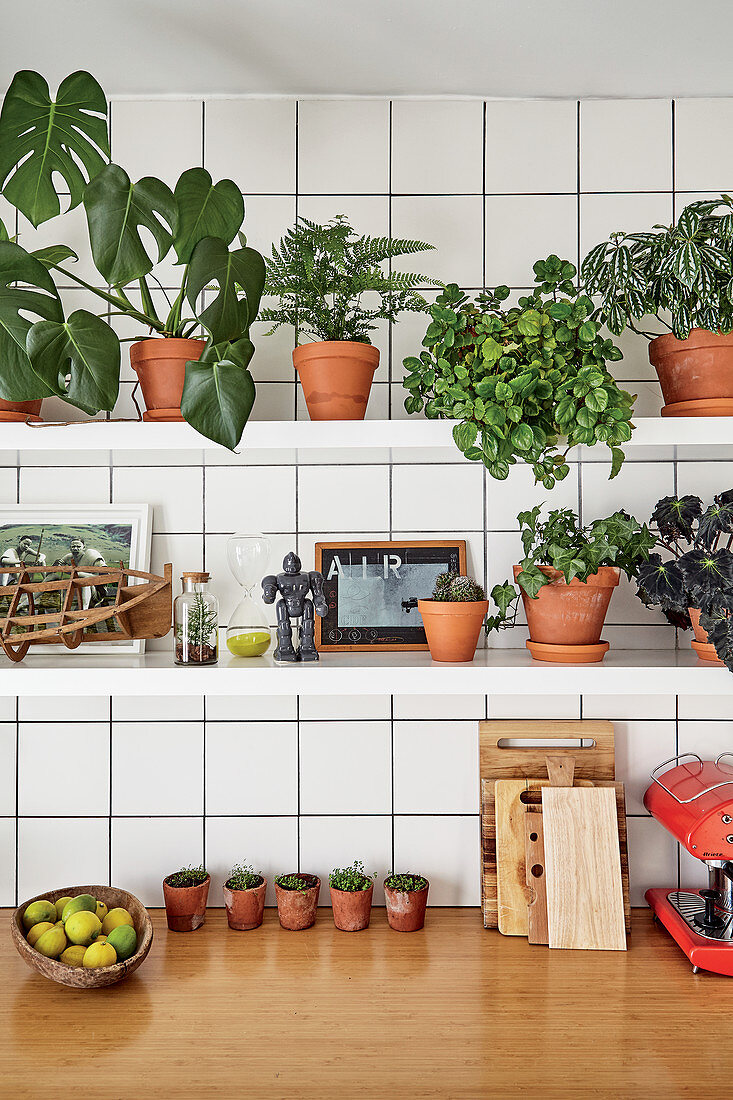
xmin=314 ymin=540 xmax=467 ymax=652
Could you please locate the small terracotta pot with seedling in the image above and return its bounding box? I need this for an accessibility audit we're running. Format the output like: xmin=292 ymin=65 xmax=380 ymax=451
xmin=329 ymin=861 xmax=375 ymax=932
xmin=418 ymin=572 xmax=489 ymax=663
xmin=274 ymin=873 xmax=320 ymax=930
xmin=384 ymin=873 xmax=430 ymax=932
xmin=162 ymin=865 xmax=210 ymax=932
xmin=222 ymin=863 xmax=267 ymax=931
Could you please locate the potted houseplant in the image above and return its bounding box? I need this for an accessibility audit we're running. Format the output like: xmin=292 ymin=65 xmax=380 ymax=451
xmin=261 ymin=215 xmax=434 ymax=420
xmin=0 ymin=70 xmax=265 ymax=448
xmin=328 ymin=861 xmax=375 ymax=932
xmin=274 ymin=873 xmax=320 ymax=931
xmin=383 ymin=872 xmax=429 ymax=932
xmin=403 ymin=255 xmax=635 ymax=486
xmin=418 ymin=572 xmax=489 ymax=663
xmin=222 ymin=862 xmax=267 ymax=930
xmin=162 ymin=865 xmax=210 ymax=932
xmin=581 ymin=197 xmax=733 ymax=416
xmin=486 ymin=505 xmax=655 ymax=663
xmin=636 ymin=491 xmax=733 ymax=666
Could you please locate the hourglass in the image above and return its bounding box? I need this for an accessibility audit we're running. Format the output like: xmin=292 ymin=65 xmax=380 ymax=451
xmin=226 ymin=534 xmax=272 ymax=657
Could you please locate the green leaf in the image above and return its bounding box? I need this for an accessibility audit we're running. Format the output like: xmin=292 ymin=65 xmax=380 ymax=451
xmin=511 ymin=423 xmax=534 ymax=451
xmin=84 ymin=164 xmax=175 ymax=286
xmin=576 ymin=406 xmax=597 ymax=429
xmin=0 ymin=240 xmax=63 ymax=400
xmin=610 ymin=446 xmax=625 ymax=479
xmin=672 ymin=240 xmax=702 ymax=289
xmin=585 ymin=388 xmax=609 ymax=413
xmin=0 ymin=70 xmax=109 ymax=227
xmin=181 ymin=337 xmax=256 ymax=449
xmin=516 ymin=309 xmax=542 ymax=336
xmin=172 ymin=168 xmax=244 ymax=265
xmin=188 ymin=237 xmax=265 ymax=341
xmin=32 ymin=245 xmax=79 ymax=270
xmin=0 ymin=220 xmax=8 ymax=242
xmin=578 ymin=320 xmax=597 ymax=342
xmin=26 ymin=309 xmax=120 ymax=411
xmin=453 ymin=421 xmax=478 ymax=453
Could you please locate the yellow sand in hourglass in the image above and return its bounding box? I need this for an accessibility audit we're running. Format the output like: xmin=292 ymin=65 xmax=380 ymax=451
xmin=226 ymin=535 xmax=272 ymax=658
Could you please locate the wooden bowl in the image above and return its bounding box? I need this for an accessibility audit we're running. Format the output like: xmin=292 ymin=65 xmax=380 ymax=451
xmin=11 ymin=884 xmax=153 ymax=988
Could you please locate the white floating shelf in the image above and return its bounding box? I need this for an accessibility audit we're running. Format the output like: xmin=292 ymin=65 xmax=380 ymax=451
xmin=0 ymin=648 xmax=730 ymax=696
xmin=0 ymin=417 xmax=732 ymax=460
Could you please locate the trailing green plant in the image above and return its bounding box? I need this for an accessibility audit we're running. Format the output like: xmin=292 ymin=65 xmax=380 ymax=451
xmin=403 ymin=256 xmax=635 ymax=487
xmin=329 ymin=860 xmax=375 ymax=892
xmin=486 ymin=506 xmax=656 ymax=633
xmin=166 ymin=865 xmax=209 ymax=888
xmin=384 ymin=872 xmax=428 ymax=892
xmin=225 ymin=863 xmax=264 ymax=891
xmin=275 ymin=874 xmax=314 ymax=891
xmin=178 ymin=593 xmax=218 ymax=647
xmin=581 ymin=196 xmax=733 ymax=340
xmin=636 ymin=492 xmax=733 ymax=668
xmin=431 ymin=572 xmax=485 ymax=602
xmin=260 ymin=215 xmax=435 ymax=343
xmin=0 ymin=70 xmax=265 ymax=448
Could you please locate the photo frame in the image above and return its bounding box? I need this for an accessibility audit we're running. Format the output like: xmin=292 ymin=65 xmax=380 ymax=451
xmin=0 ymin=504 xmax=153 ymax=655
xmin=315 ymin=540 xmax=467 ymax=652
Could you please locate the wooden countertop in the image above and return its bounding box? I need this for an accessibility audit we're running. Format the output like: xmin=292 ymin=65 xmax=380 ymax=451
xmin=1 ymin=908 xmax=725 ymax=1098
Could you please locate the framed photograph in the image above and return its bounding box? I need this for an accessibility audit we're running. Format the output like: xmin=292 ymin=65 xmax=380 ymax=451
xmin=0 ymin=504 xmax=153 ymax=655
xmin=315 ymin=540 xmax=467 ymax=652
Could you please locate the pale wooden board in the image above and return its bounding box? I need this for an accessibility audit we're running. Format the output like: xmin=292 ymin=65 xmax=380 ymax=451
xmin=479 ymin=720 xmax=616 ymax=929
xmin=542 ymin=786 xmax=627 ymax=952
xmin=524 ymin=813 xmax=548 ymax=945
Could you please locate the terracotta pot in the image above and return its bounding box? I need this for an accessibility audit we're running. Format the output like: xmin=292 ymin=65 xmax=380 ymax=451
xmin=274 ymin=874 xmax=320 ymax=930
xmin=689 ymin=606 xmax=724 ymax=664
xmin=417 ymin=598 xmax=489 ymax=662
xmin=293 ymin=341 xmax=379 ymax=421
xmin=649 ymin=330 xmax=733 ymax=413
xmin=330 ymin=884 xmax=374 ymax=931
xmin=162 ymin=873 xmax=210 ymax=932
xmin=130 ymin=337 xmax=206 ymax=422
xmin=384 ymin=880 xmax=429 ymax=932
xmin=0 ymin=398 xmax=43 ymax=423
xmin=514 ymin=565 xmax=620 ymax=661
xmin=222 ymin=877 xmax=267 ymax=930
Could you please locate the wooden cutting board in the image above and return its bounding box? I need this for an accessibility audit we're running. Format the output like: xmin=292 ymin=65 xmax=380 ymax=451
xmin=480 ymin=720 xmax=615 ymax=928
xmin=542 ymin=786 xmax=627 ymax=951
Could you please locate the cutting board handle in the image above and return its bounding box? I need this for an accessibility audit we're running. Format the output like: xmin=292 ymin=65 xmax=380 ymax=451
xmin=480 ymin=720 xmax=615 ymax=781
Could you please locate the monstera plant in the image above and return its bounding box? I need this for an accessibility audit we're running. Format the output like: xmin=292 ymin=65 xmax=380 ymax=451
xmin=0 ymin=70 xmax=265 ymax=448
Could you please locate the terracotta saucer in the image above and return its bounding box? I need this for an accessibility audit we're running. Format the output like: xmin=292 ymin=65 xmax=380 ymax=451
xmin=526 ymin=639 xmax=609 ymax=664
xmin=142 ymin=408 xmax=185 ymax=422
xmin=691 ymin=639 xmax=724 ymax=664
xmin=0 ymin=411 xmax=42 ymax=423
xmin=661 ymin=398 xmax=733 ymax=417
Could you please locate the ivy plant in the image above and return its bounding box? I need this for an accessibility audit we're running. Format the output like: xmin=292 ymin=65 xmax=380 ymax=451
xmin=329 ymin=861 xmax=375 ymax=892
xmin=260 ymin=215 xmax=434 ymax=343
xmin=403 ymin=256 xmax=635 ymax=487
xmin=580 ymin=196 xmax=733 ymax=340
xmin=636 ymin=492 xmax=733 ymax=669
xmin=0 ymin=70 xmax=265 ymax=448
xmin=486 ymin=506 xmax=656 ymax=633
xmin=166 ymin=865 xmax=209 ymax=888
xmin=225 ymin=863 xmax=264 ymax=891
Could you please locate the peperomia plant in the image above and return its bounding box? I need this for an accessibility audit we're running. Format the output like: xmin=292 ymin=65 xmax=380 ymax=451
xmin=0 ymin=70 xmax=265 ymax=448
xmin=580 ymin=196 xmax=733 ymax=340
xmin=403 ymin=256 xmax=635 ymax=487
xmin=261 ymin=215 xmax=434 ymax=343
xmin=636 ymin=493 xmax=733 ymax=665
xmin=486 ymin=506 xmax=656 ymax=633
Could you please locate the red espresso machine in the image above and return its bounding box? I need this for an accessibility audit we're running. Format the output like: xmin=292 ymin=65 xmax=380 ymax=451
xmin=645 ymin=753 xmax=733 ymax=976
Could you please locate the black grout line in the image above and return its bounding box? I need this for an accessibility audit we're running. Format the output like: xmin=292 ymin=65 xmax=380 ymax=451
xmin=108 ymin=697 xmax=113 ymax=885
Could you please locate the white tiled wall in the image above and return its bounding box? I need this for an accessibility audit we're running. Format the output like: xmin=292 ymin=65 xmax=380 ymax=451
xmin=3 ymin=95 xmax=733 ymax=910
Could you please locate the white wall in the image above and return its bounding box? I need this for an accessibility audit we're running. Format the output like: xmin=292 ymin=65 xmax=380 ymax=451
xmin=2 ymin=96 xmax=732 ymax=908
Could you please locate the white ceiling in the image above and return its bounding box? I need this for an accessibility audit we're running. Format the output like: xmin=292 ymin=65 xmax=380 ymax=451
xmin=5 ymin=0 xmax=733 ymax=99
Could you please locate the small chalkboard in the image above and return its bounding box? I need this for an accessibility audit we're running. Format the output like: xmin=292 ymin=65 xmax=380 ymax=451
xmin=314 ymin=540 xmax=467 ymax=652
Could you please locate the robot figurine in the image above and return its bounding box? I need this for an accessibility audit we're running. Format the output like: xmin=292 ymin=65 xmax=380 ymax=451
xmin=262 ymin=552 xmax=327 ymax=662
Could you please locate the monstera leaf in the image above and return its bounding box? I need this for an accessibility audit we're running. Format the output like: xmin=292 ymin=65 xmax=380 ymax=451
xmin=0 ymin=240 xmax=63 ymax=400
xmin=187 ymin=237 xmax=265 ymax=342
xmin=181 ymin=337 xmax=256 ymax=449
xmin=172 ymin=168 xmax=244 ymax=265
xmin=0 ymin=70 xmax=109 ymax=227
xmin=0 ymin=220 xmax=8 ymax=242
xmin=84 ymin=164 xmax=175 ymax=286
xmin=26 ymin=310 xmax=120 ymax=412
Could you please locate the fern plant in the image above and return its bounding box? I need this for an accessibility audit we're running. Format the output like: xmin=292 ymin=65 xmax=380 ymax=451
xmin=261 ymin=215 xmax=435 ymax=343
xmin=180 ymin=594 xmax=217 ymax=647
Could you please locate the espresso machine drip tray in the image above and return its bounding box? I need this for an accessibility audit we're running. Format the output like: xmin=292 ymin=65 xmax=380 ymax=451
xmin=669 ymin=891 xmax=733 ymax=941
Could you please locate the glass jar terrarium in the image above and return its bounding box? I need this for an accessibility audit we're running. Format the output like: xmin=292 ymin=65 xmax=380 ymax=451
xmin=226 ymin=534 xmax=271 ymax=657
xmin=174 ymin=571 xmax=218 ymax=665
